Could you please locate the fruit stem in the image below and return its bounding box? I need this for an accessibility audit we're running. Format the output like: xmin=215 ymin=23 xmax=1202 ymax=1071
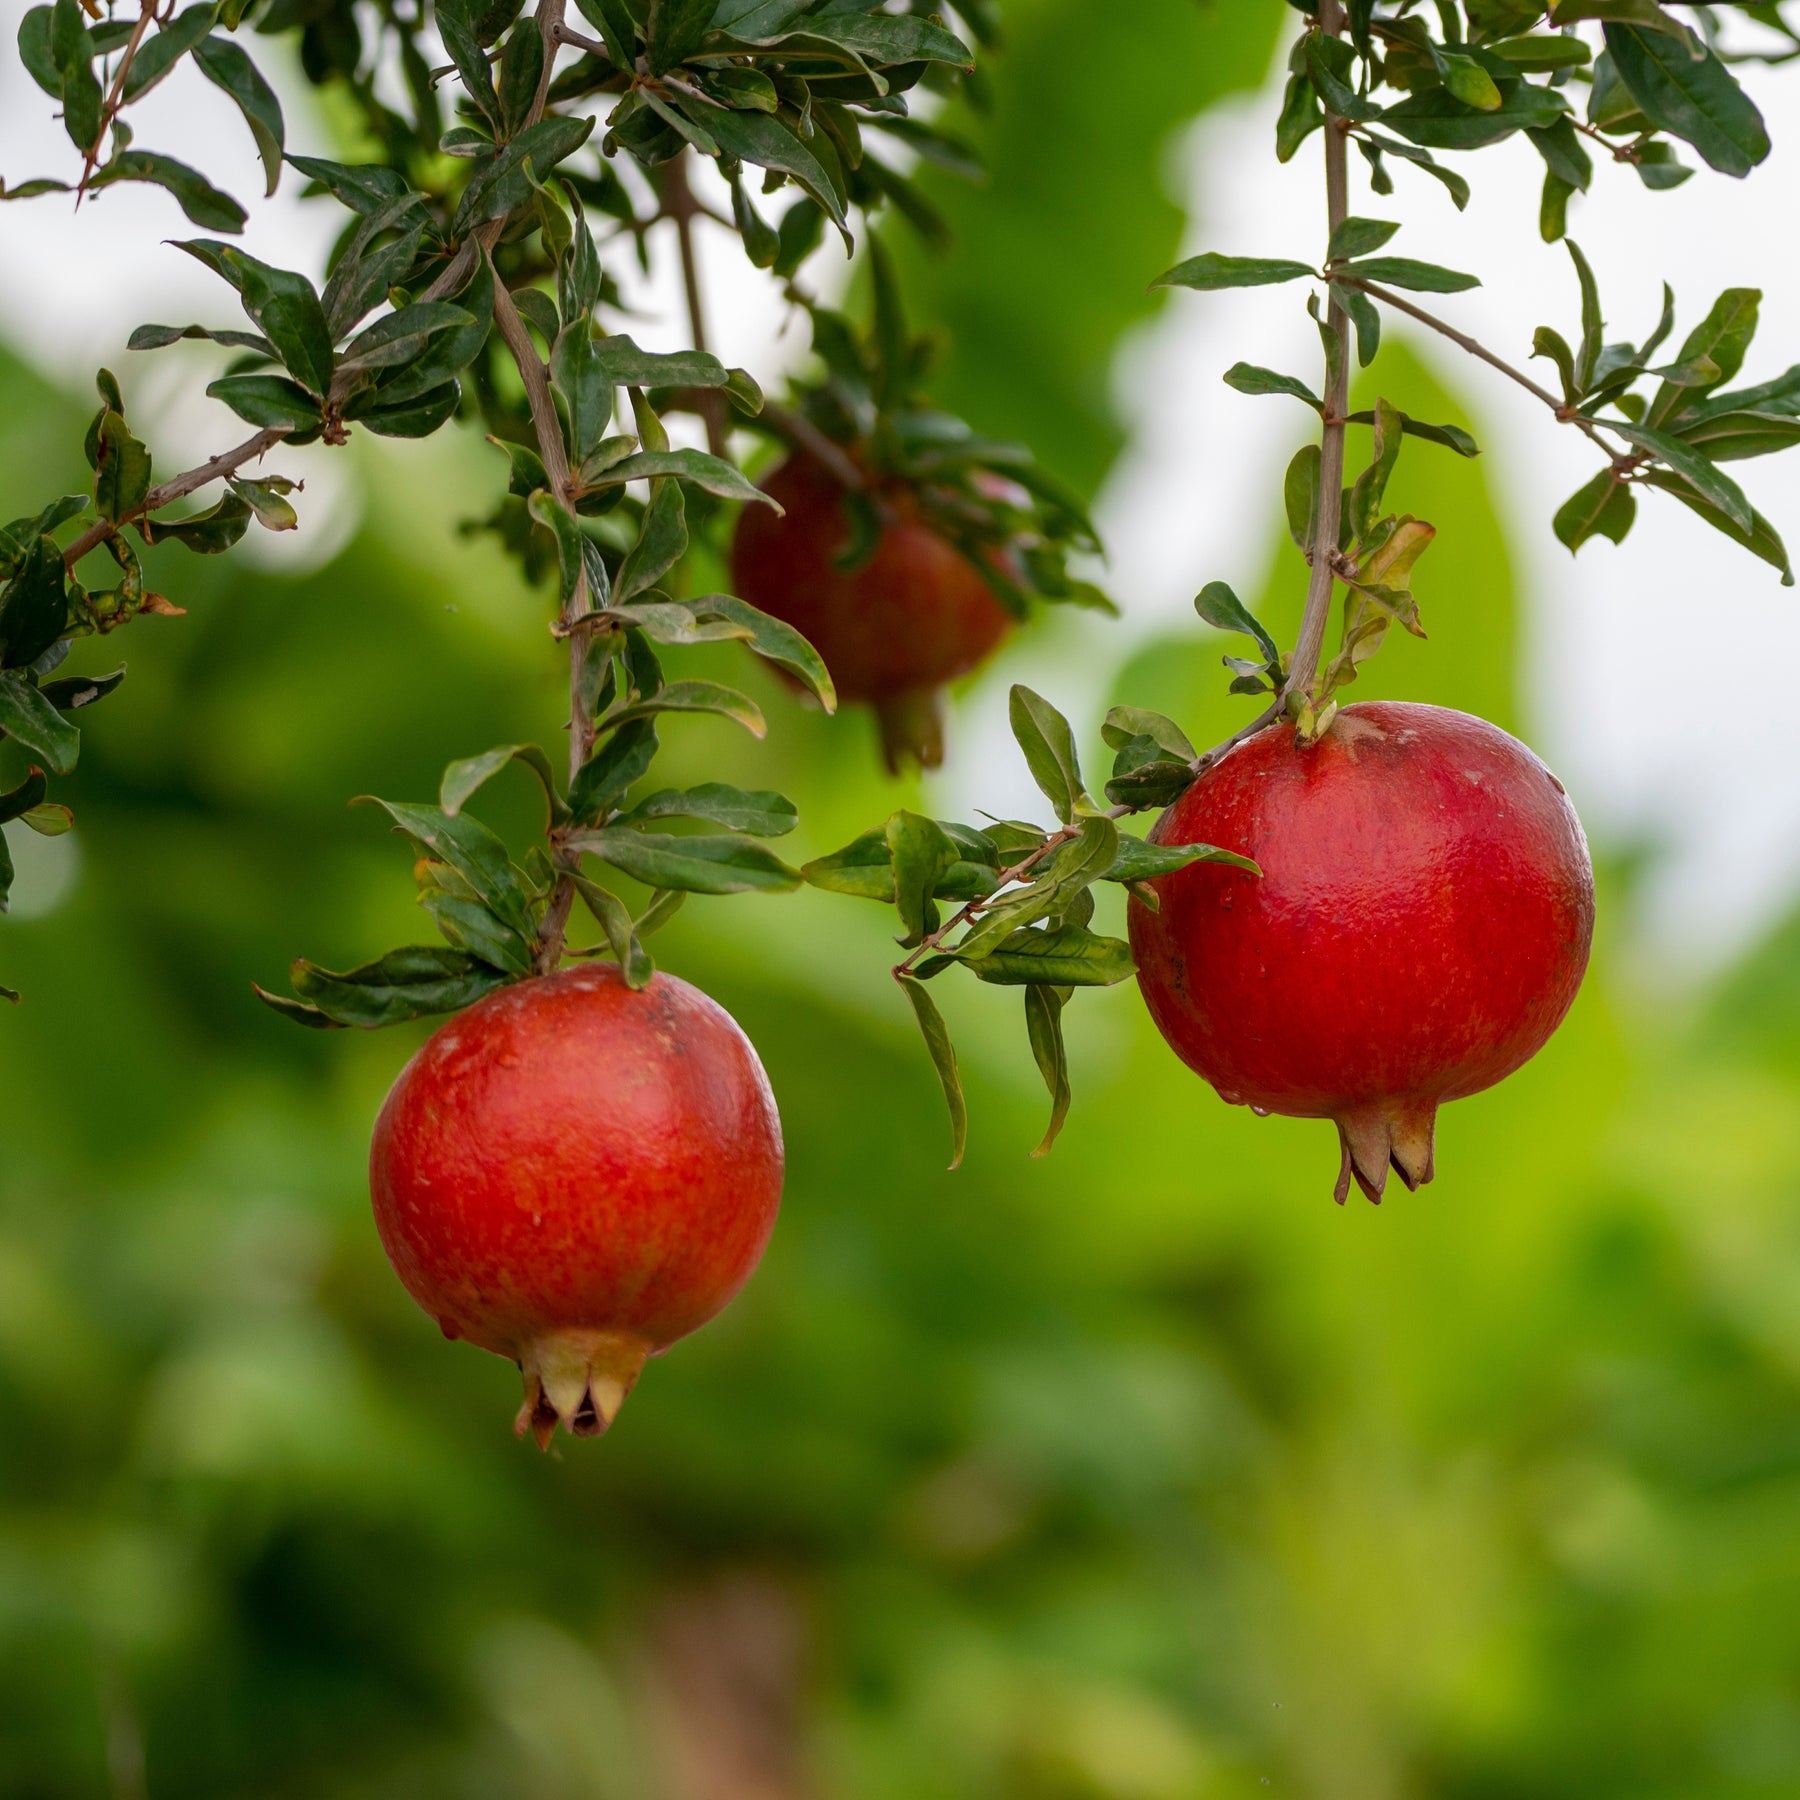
xmin=1283 ymin=0 xmax=1352 ymax=722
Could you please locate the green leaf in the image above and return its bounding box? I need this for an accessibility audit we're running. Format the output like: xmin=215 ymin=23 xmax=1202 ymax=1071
xmin=619 ymin=783 xmax=797 ymax=837
xmin=569 ymin=719 xmax=657 ymax=822
xmin=177 ymin=242 xmax=332 ymax=391
xmin=440 ymin=742 xmax=565 ymax=823
xmin=703 ymin=107 xmax=848 ymax=233
xmin=1008 ymin=685 xmax=1089 ymax=825
xmin=1610 ymin=421 xmax=1753 ymax=531
xmin=0 ymin=767 xmax=47 ymax=826
xmin=270 ymin=946 xmax=511 ymax=1029
xmin=606 ymin=677 xmax=766 ymax=738
xmin=1304 ymin=35 xmax=1383 ymax=122
xmin=38 ymin=665 xmax=123 ymax=713
xmin=1024 ymin=984 xmax=1071 ymax=1157
xmin=355 ymin=798 xmax=534 ymax=935
xmin=436 ymin=0 xmax=503 ymax=129
xmin=1328 ymin=217 xmax=1401 ymax=263
xmin=614 ymin=481 xmax=688 ymax=605
xmin=1194 ymin=581 xmax=1281 ymax=664
xmin=128 ymin=321 xmax=275 ymax=357
xmin=577 ymin=449 xmax=775 ymax=506
xmin=645 ymin=0 xmax=711 ymax=71
xmin=349 ymin=382 xmax=464 ymax=440
xmin=1101 ymin=706 xmax=1196 ymax=764
xmin=0 ymin=536 xmax=69 ymax=669
xmin=787 ymin=10 xmax=971 ymax=66
xmin=120 ymin=5 xmax=216 ymax=101
xmin=551 ymin=321 xmax=614 ymax=468
xmin=1223 ymin=363 xmax=1323 ymax=409
xmin=570 ymin=874 xmax=653 ymax=988
xmin=1678 ymin=411 xmax=1800 ymax=463
xmin=1603 ymin=23 xmax=1769 ymax=177
xmin=1285 ymin=444 xmax=1322 ymax=550
xmin=1104 ymin=835 xmax=1259 ymax=884
xmin=91 ymin=152 xmax=246 ymax=233
xmin=1340 ymin=257 xmax=1479 ymax=295
xmin=192 ymin=35 xmax=284 ymax=197
xmin=50 ymin=0 xmax=101 ymax=153
xmin=339 ymin=302 xmax=476 ymax=374
xmin=896 ymin=973 xmax=966 ymax=1172
xmin=688 ymin=595 xmax=836 ymax=711
xmin=1350 ymin=398 xmax=1404 ymax=541
xmin=94 ymin=413 xmax=152 ymax=521
xmin=455 ymin=115 xmax=595 ymax=229
xmin=0 ymin=671 xmax=79 ymax=773
xmin=1338 ymin=284 xmax=1383 ymax=368
xmin=1637 ymin=467 xmax=1792 ymax=584
xmin=1382 ymin=79 xmax=1568 ymax=149
xmin=1497 ymin=31 xmax=1594 ymax=71
xmin=887 ymin=810 xmax=960 ymax=947
xmin=959 ymin=923 xmax=1135 ymax=989
xmin=1647 ymin=288 xmax=1761 ymax=428
xmin=1342 ymin=410 xmax=1479 ymax=459
xmin=802 ymin=829 xmax=897 ymax=902
xmin=204 ymin=375 xmax=320 ymax=434
xmin=570 ymin=826 xmax=801 ymax=895
xmin=1553 ymin=467 xmax=1637 ymax=551
xmin=589 ymin=334 xmax=730 ymax=389
xmin=1154 ymin=253 xmax=1314 ymax=293
xmin=137 ymin=492 xmax=251 ymax=553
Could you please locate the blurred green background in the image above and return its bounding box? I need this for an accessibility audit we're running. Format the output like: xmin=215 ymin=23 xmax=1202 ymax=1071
xmin=8 ymin=3 xmax=1800 ymax=1796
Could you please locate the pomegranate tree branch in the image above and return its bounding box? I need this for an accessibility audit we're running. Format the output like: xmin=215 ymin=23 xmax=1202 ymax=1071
xmin=61 ymin=426 xmax=290 ymax=568
xmin=1332 ymin=274 xmax=1632 ymax=459
xmin=663 ymin=151 xmax=726 ymax=457
xmin=1284 ymin=0 xmax=1352 ymax=713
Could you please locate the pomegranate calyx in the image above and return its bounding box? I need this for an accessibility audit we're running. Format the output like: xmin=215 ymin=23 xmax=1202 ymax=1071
xmin=1332 ymin=1099 xmax=1437 ymax=1206
xmin=875 ymin=687 xmax=946 ymax=774
xmin=515 ymin=1328 xmax=652 ymax=1450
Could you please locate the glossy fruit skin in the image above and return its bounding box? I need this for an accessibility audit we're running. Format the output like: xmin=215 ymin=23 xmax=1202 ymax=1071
xmin=370 ymin=962 xmax=783 ymax=1444
xmin=1129 ymin=701 xmax=1594 ymax=1203
xmin=730 ymin=452 xmax=1012 ymax=769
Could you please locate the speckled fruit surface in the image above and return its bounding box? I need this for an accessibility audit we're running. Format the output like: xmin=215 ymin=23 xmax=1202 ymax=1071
xmin=370 ymin=962 xmax=783 ymax=1445
xmin=730 ymin=452 xmax=1011 ymax=768
xmin=1129 ymin=701 xmax=1594 ymax=1203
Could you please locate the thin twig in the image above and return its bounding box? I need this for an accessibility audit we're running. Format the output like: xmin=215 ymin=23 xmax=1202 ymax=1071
xmin=61 ymin=426 xmax=290 ymax=568
xmin=893 ymin=803 xmax=1133 ymax=979
xmin=78 ymin=0 xmax=159 ymax=203
xmin=663 ymin=150 xmax=726 ymax=457
xmin=1333 ymin=274 xmax=1632 ymax=459
xmin=1569 ymin=114 xmax=1643 ymax=164
xmin=759 ymin=403 xmax=867 ymax=490
xmin=1283 ymin=0 xmax=1352 ymax=714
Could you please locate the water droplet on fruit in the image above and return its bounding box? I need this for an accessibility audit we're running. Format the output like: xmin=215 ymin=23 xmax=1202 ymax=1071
xmin=438 ymin=1316 xmax=460 ymax=1341
xmin=1251 ymin=1105 xmax=1271 ymax=1118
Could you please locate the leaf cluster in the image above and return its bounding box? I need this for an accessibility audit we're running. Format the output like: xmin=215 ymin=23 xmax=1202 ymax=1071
xmin=804 ymin=685 xmax=1253 ymax=1164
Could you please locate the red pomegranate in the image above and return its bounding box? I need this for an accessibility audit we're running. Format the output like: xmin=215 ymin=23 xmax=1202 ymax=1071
xmin=1129 ymin=702 xmax=1594 ymax=1203
xmin=369 ymin=963 xmax=784 ymax=1446
xmin=731 ymin=452 xmax=1012 ymax=770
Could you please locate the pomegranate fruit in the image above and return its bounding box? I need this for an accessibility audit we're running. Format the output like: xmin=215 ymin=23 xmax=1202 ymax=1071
xmin=369 ymin=963 xmax=783 ymax=1446
xmin=1129 ymin=701 xmax=1593 ymax=1203
xmin=730 ymin=452 xmax=1012 ymax=771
